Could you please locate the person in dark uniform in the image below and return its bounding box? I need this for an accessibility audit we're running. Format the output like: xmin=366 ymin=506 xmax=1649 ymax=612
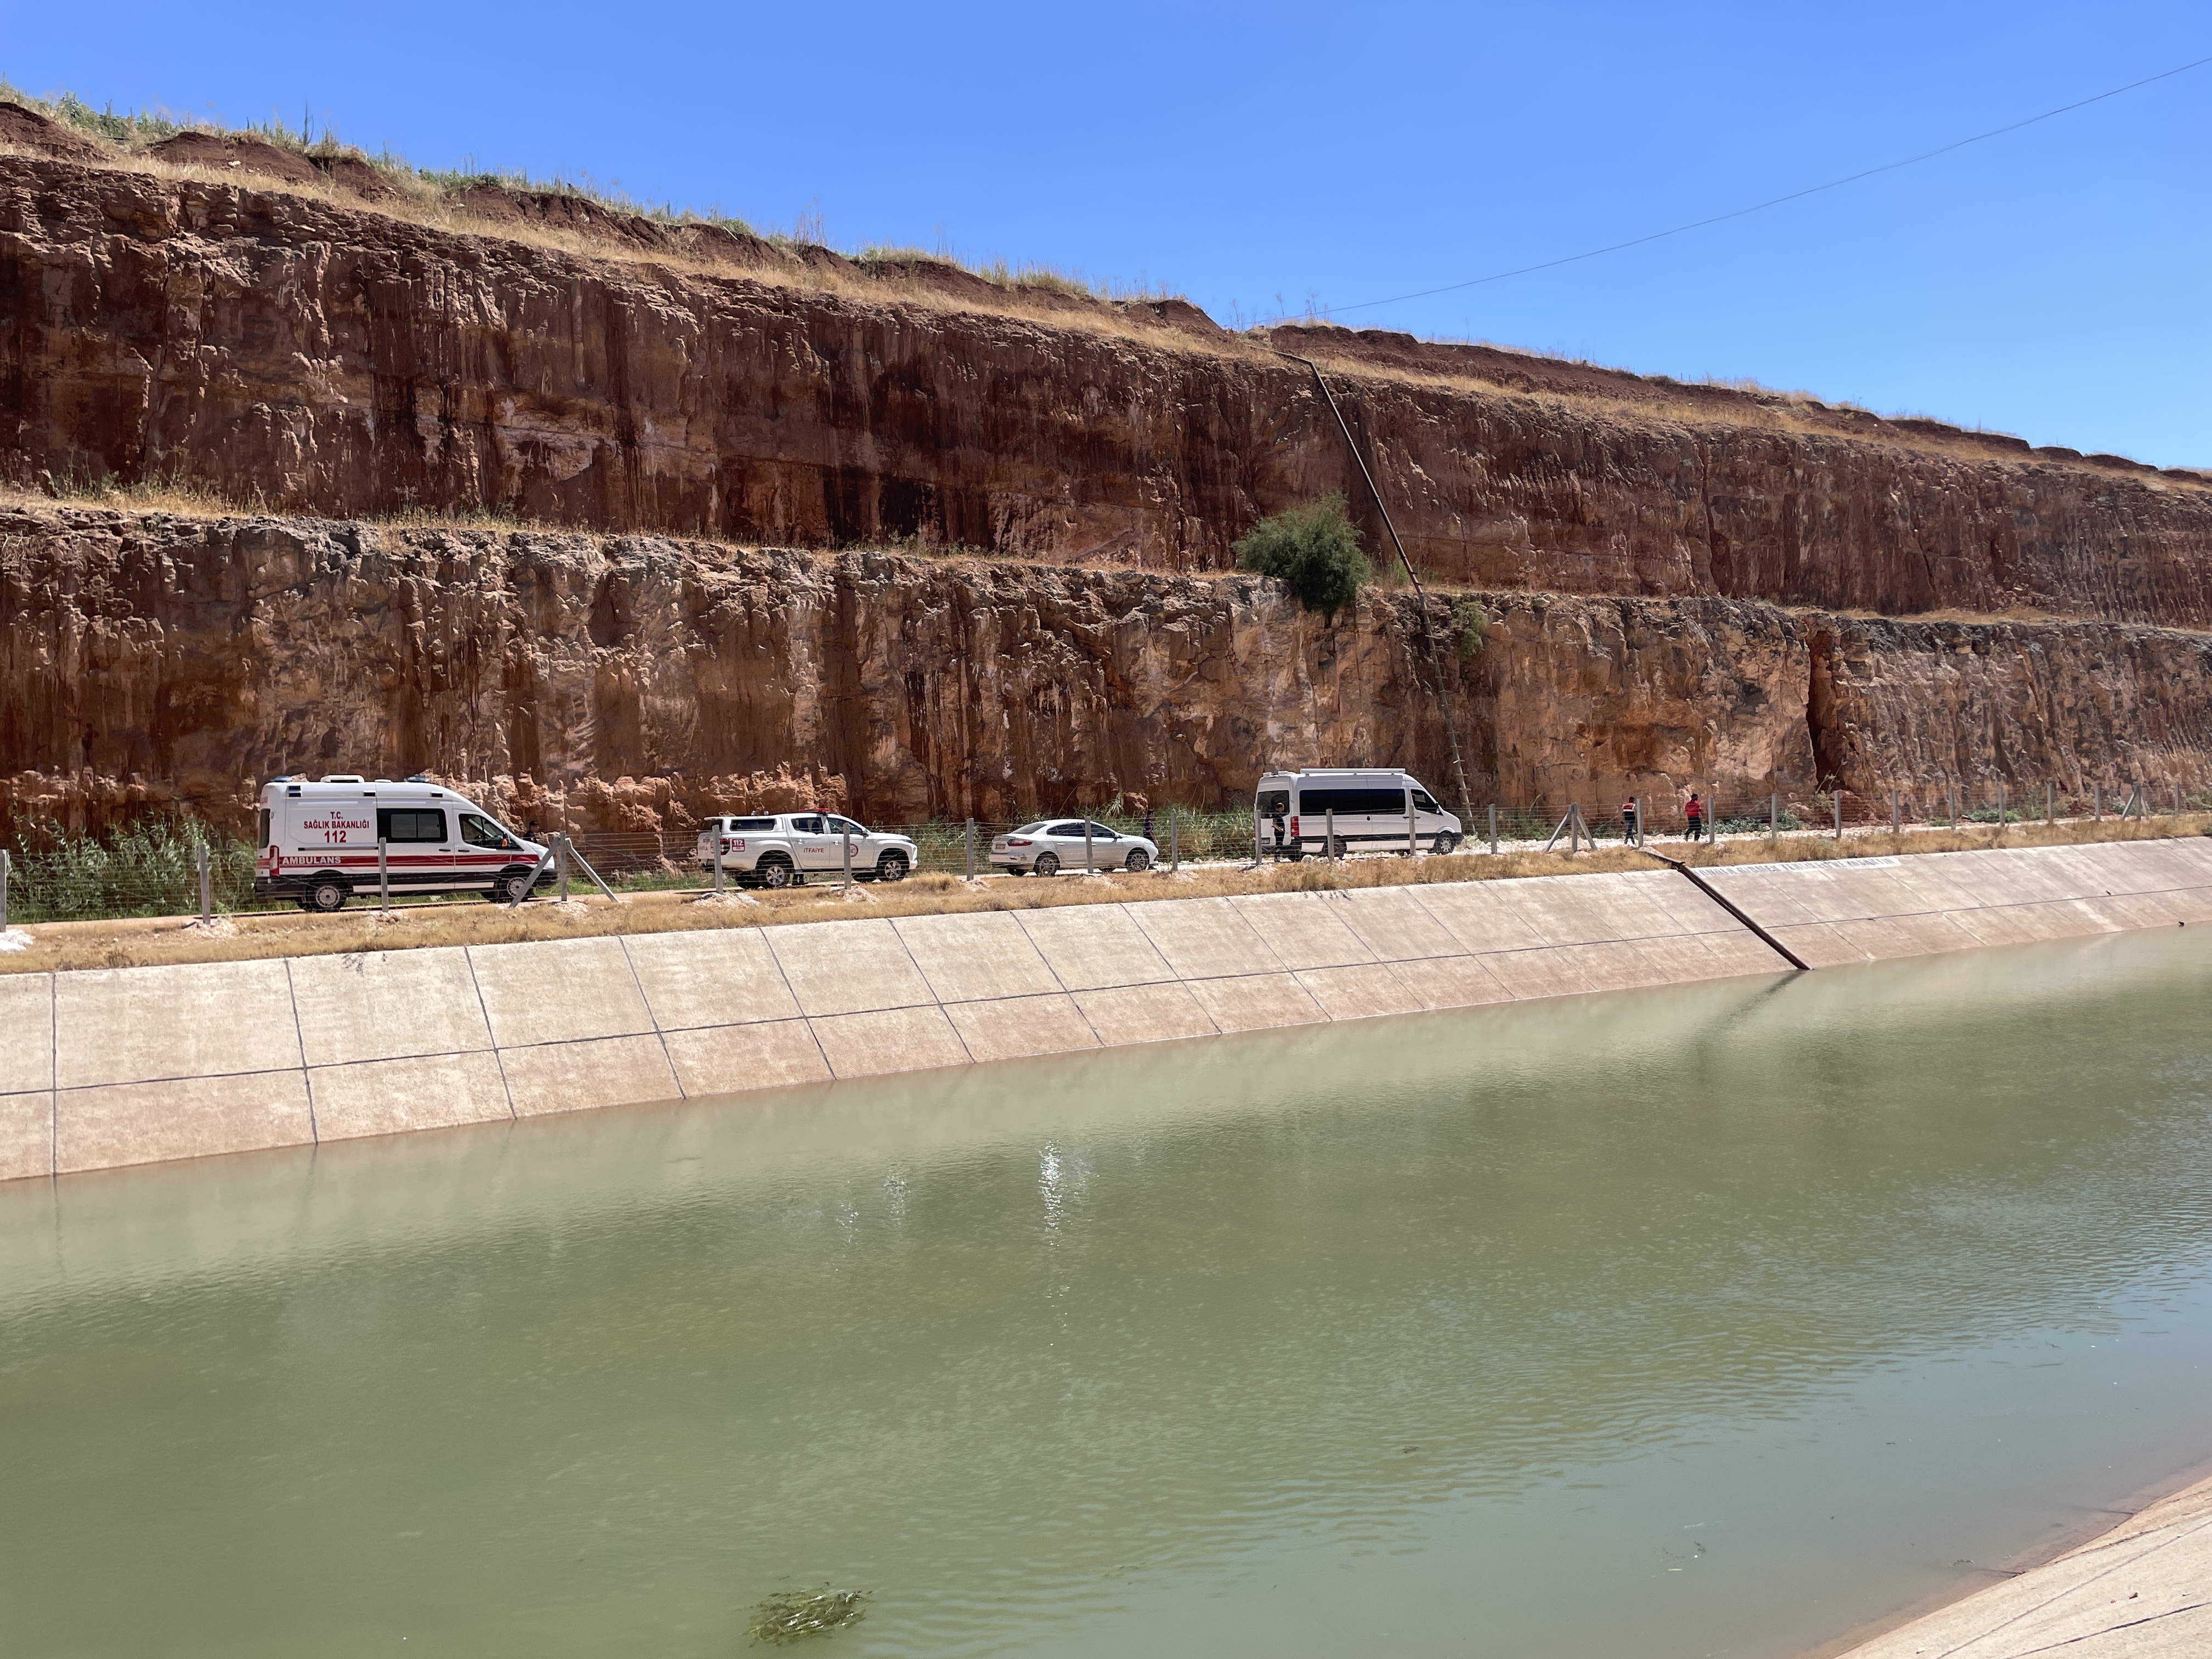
xmin=1271 ymin=805 xmax=1288 ymax=855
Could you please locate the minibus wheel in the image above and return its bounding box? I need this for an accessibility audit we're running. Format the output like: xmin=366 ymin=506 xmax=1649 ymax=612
xmin=304 ymin=878 xmax=349 ymax=913
xmin=1432 ymin=831 xmax=1461 ymax=855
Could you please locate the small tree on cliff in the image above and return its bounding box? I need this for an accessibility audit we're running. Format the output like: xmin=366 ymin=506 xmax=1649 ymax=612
xmin=1234 ymin=494 xmax=1371 ymax=621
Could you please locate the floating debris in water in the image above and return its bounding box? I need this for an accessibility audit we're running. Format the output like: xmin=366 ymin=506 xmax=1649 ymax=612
xmin=747 ymin=1587 xmax=871 ymax=1646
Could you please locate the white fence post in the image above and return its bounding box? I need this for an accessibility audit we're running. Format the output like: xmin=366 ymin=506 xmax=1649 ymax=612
xmin=1487 ymin=803 xmax=1497 ymax=855
xmin=197 ymin=844 xmax=211 ymax=922
xmin=964 ymin=818 xmax=975 ymax=881
xmin=378 ymin=837 xmax=390 ymax=911
xmin=1169 ymin=806 xmax=1179 ymax=873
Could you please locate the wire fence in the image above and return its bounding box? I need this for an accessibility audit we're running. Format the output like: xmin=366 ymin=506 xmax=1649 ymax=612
xmin=3 ymin=781 xmax=2208 ymax=927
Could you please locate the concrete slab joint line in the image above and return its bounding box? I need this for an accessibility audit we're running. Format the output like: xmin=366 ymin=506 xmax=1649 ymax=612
xmin=461 ymin=945 xmax=519 ymax=1121
xmin=284 ymin=957 xmax=319 ymax=1144
xmin=616 ymin=933 xmax=688 ymax=1101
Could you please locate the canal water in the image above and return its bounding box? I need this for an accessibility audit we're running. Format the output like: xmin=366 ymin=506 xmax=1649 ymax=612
xmin=5 ymin=929 xmax=2212 ymax=1658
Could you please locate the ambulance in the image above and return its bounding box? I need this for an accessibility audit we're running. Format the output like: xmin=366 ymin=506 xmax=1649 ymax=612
xmin=253 ymin=776 xmax=554 ymax=911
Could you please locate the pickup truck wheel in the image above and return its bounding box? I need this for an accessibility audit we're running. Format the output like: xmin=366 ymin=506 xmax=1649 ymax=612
xmin=875 ymin=851 xmax=910 ymax=883
xmin=1034 ymin=851 xmax=1060 ymax=877
xmin=1124 ymin=848 xmax=1151 ymax=872
xmin=305 ymin=877 xmax=350 ymax=913
xmin=757 ymin=856 xmax=795 ymax=890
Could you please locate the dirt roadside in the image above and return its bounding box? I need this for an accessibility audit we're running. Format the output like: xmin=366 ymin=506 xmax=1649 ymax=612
xmin=4 ymin=817 xmax=2203 ymax=977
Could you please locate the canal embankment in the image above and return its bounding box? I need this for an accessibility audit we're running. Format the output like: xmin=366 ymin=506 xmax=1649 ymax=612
xmin=1831 ymin=1466 xmax=2212 ymax=1658
xmin=4 ymin=836 xmax=2210 ymax=1184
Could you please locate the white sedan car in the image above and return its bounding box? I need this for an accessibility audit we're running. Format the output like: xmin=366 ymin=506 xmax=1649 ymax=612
xmin=991 ymin=819 xmax=1158 ymax=875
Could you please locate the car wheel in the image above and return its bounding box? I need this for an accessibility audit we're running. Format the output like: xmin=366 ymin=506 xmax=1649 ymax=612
xmin=758 ymin=856 xmax=794 ymax=889
xmin=1432 ymin=832 xmax=1460 ymax=855
xmin=1035 ymin=851 xmax=1060 ymax=877
xmin=1124 ymin=848 xmax=1151 ymax=872
xmin=875 ymin=850 xmax=910 ymax=882
xmin=306 ymin=878 xmax=349 ymax=913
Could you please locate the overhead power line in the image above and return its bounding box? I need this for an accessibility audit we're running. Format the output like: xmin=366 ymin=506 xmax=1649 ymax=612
xmin=1278 ymin=50 xmax=2212 ymax=324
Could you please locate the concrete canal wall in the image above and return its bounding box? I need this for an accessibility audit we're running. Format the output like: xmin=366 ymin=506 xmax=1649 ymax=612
xmin=4 ymin=838 xmax=2210 ymax=1183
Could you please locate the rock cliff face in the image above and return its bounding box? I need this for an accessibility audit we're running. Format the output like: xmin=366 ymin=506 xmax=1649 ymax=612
xmin=5 ymin=153 xmax=2211 ymax=625
xmin=5 ymin=506 xmax=2207 ymax=840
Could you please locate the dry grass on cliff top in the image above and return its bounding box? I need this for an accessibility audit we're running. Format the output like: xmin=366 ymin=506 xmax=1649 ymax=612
xmin=4 ymin=815 xmax=2203 ymax=978
xmin=8 ymin=103 xmax=2204 ymax=479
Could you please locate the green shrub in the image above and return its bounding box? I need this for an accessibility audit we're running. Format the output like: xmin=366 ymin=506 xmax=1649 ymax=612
xmin=1235 ymin=494 xmax=1371 ymax=620
xmin=1452 ymin=596 xmax=1488 ymax=658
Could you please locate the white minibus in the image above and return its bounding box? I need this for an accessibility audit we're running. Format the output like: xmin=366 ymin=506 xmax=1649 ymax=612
xmin=1253 ymin=769 xmax=1462 ymax=859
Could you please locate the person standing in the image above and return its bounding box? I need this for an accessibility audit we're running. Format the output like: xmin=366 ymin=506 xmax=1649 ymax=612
xmin=1684 ymin=793 xmax=1705 ymax=843
xmin=1141 ymin=806 xmax=1155 ymax=847
xmin=1271 ymin=804 xmax=1288 ymax=855
xmin=1621 ymin=798 xmax=1638 ymax=844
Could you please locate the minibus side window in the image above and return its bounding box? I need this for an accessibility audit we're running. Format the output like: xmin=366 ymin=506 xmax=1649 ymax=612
xmin=377 ymin=809 xmax=447 ymax=843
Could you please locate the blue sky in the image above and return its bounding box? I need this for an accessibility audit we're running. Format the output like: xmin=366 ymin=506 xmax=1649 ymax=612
xmin=8 ymin=2 xmax=2207 ymax=465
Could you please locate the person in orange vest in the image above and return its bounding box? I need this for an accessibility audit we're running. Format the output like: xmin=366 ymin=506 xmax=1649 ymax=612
xmin=1684 ymin=793 xmax=1705 ymax=842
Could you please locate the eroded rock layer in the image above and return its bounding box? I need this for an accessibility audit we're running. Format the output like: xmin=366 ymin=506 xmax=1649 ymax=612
xmin=5 ymin=154 xmax=2211 ymax=625
xmin=5 ymin=507 xmax=2207 ymax=839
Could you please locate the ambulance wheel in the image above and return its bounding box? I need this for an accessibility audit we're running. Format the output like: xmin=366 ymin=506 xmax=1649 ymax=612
xmin=757 ymin=856 xmax=795 ymax=890
xmin=304 ymin=878 xmax=350 ymax=913
xmin=491 ymin=866 xmax=537 ymax=904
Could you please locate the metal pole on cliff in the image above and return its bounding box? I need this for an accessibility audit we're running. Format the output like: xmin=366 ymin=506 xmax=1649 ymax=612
xmin=1277 ymin=353 xmax=1475 ymax=833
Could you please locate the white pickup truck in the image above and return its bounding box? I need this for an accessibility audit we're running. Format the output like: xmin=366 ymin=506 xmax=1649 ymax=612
xmin=694 ymin=814 xmax=919 ymax=888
